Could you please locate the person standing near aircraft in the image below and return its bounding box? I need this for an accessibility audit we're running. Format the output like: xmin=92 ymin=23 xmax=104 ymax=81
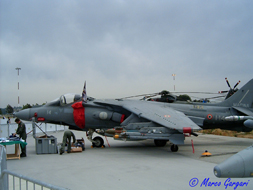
xmin=14 ymin=118 xmax=27 ymax=157
xmin=7 ymin=117 xmax=11 ymax=124
xmin=60 ymin=130 xmax=76 ymax=155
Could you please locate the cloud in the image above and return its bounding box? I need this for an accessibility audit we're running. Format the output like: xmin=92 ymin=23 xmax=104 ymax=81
xmin=1 ymin=0 xmax=253 ymax=107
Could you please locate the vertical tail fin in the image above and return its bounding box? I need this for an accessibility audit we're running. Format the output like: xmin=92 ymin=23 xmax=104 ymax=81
xmin=217 ymin=79 xmax=253 ymax=108
xmin=82 ymin=81 xmax=87 ymax=103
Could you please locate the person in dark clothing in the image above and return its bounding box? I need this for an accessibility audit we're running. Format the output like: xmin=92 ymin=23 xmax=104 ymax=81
xmin=14 ymin=118 xmax=27 ymax=157
xmin=7 ymin=117 xmax=11 ymax=124
xmin=60 ymin=130 xmax=76 ymax=155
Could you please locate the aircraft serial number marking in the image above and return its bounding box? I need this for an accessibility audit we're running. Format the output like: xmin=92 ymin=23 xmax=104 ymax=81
xmin=215 ymin=115 xmax=225 ymax=121
xmin=193 ymin=105 xmax=204 ymax=109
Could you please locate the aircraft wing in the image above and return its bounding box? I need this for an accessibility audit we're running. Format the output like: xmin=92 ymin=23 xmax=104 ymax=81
xmin=122 ymin=100 xmax=201 ymax=132
xmin=94 ymin=99 xmax=201 ymax=132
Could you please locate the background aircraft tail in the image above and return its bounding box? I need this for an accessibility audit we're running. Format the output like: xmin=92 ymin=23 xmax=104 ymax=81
xmin=216 ymin=79 xmax=253 ymax=108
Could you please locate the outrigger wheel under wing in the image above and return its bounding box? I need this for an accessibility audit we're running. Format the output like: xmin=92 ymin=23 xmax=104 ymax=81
xmin=154 ymin=139 xmax=179 ymax=152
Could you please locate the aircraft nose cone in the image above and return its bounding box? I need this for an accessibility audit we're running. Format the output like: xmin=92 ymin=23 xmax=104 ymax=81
xmin=14 ymin=109 xmax=31 ymax=121
xmin=213 ymin=166 xmax=221 ymax=177
xmin=213 ymin=145 xmax=253 ymax=178
xmin=213 ymin=154 xmax=244 ymax=178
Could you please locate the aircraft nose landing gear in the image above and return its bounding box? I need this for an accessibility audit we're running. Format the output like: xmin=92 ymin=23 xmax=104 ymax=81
xmin=87 ymin=129 xmax=105 ymax=148
xmin=92 ymin=136 xmax=104 ymax=148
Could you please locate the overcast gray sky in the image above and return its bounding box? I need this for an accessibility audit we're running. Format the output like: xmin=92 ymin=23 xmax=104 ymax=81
xmin=1 ymin=0 xmax=252 ymax=108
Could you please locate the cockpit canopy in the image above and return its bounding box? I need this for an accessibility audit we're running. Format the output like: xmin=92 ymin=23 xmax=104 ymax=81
xmin=46 ymin=93 xmax=94 ymax=106
xmin=60 ymin=93 xmax=81 ymax=105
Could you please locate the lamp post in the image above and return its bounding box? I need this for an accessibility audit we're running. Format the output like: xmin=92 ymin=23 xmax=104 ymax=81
xmin=15 ymin=67 xmax=21 ymax=108
xmin=172 ymin=74 xmax=176 ymax=91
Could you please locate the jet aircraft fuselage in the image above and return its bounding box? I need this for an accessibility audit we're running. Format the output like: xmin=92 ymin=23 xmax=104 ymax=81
xmin=15 ymin=79 xmax=253 ymax=151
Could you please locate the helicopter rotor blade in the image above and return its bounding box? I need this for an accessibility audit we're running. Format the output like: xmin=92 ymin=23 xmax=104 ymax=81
xmin=172 ymin=92 xmax=220 ymax=94
xmin=233 ymin=80 xmax=241 ymax=89
xmin=122 ymin=92 xmax=160 ymax=99
xmin=218 ymin=91 xmax=228 ymax=94
xmin=225 ymin=77 xmax=232 ymax=89
xmin=206 ymin=95 xmax=227 ymax=99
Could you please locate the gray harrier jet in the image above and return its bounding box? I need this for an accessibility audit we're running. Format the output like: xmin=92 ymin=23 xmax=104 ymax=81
xmin=15 ymin=79 xmax=253 ymax=152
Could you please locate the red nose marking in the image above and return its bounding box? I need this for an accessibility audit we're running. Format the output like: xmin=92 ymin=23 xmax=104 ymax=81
xmin=72 ymin=102 xmax=85 ymax=129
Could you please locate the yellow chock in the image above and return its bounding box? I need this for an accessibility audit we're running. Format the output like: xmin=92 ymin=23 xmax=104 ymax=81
xmin=201 ymin=150 xmax=212 ymax=157
xmin=91 ymin=145 xmax=94 ymax=148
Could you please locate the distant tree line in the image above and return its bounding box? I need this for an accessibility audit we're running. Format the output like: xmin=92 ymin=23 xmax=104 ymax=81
xmin=6 ymin=104 xmax=14 ymax=113
xmin=1 ymin=103 xmax=45 ymax=115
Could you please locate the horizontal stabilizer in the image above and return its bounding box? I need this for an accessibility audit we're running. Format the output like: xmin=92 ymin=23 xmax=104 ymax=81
xmin=232 ymin=106 xmax=253 ymax=116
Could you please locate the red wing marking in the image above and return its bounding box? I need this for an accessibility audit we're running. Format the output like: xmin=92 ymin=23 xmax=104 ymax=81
xmin=120 ymin=114 xmax=126 ymax=123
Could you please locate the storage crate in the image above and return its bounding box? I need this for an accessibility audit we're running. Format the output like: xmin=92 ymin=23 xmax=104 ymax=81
xmin=70 ymin=146 xmax=82 ymax=153
xmin=70 ymin=138 xmax=85 ymax=153
xmin=35 ymin=136 xmax=57 ymax=154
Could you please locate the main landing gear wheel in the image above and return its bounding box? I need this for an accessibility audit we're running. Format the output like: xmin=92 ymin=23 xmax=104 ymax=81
xmin=154 ymin=139 xmax=168 ymax=147
xmin=170 ymin=144 xmax=178 ymax=152
xmin=92 ymin=136 xmax=104 ymax=148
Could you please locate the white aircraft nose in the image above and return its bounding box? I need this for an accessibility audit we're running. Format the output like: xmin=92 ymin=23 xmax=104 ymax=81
xmin=14 ymin=109 xmax=31 ymax=121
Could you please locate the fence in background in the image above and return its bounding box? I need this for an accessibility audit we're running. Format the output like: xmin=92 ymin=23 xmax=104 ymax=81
xmin=0 ymin=145 xmax=69 ymax=190
xmin=0 ymin=119 xmax=69 ymax=190
xmin=0 ymin=122 xmax=67 ymax=138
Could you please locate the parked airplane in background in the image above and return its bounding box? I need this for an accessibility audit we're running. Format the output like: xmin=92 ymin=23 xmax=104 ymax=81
xmin=141 ymin=77 xmax=241 ymax=103
xmin=15 ymin=79 xmax=253 ymax=152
